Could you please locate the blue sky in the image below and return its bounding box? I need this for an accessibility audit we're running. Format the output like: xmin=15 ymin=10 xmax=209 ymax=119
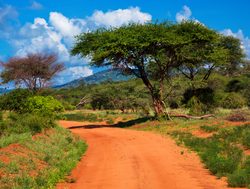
xmin=0 ymin=0 xmax=250 ymax=86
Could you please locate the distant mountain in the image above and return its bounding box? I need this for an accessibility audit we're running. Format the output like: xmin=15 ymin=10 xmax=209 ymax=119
xmin=55 ymin=68 xmax=135 ymax=88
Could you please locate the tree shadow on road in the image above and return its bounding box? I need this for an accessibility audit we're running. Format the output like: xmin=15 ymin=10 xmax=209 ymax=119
xmin=68 ymin=117 xmax=151 ymax=129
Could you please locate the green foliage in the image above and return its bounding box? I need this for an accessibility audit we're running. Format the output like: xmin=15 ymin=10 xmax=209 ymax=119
xmin=228 ymin=169 xmax=250 ymax=187
xmin=183 ymin=87 xmax=215 ymax=114
xmin=171 ymin=124 xmax=250 ymax=187
xmin=221 ymin=92 xmax=247 ymax=109
xmin=0 ymin=126 xmax=87 ymax=189
xmin=64 ymin=112 xmax=99 ymax=122
xmin=242 ymin=129 xmax=250 ymax=148
xmin=0 ymin=113 xmax=56 ymax=135
xmin=0 ymin=133 xmax=32 ymax=148
xmin=186 ymin=96 xmax=204 ymax=115
xmin=0 ymin=89 xmax=33 ymax=112
xmin=24 ymin=95 xmax=64 ymax=116
xmin=219 ymin=36 xmax=245 ymax=76
xmin=200 ymin=125 xmax=219 ymax=133
xmin=71 ymin=21 xmax=232 ymax=115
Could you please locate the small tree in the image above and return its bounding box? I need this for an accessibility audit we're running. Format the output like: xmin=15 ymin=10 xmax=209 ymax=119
xmin=1 ymin=53 xmax=64 ymax=92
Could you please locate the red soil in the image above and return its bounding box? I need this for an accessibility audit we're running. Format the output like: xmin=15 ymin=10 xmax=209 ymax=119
xmin=57 ymin=120 xmax=245 ymax=189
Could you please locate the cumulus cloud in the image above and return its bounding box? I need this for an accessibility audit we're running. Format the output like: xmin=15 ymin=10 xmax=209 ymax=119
xmin=49 ymin=12 xmax=86 ymax=38
xmin=29 ymin=1 xmax=43 ymax=10
xmin=221 ymin=29 xmax=250 ymax=59
xmin=89 ymin=7 xmax=152 ymax=27
xmin=8 ymin=7 xmax=151 ymax=84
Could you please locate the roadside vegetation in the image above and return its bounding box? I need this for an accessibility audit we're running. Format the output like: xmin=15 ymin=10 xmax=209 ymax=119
xmin=0 ymin=20 xmax=249 ymax=188
xmin=0 ymin=90 xmax=87 ymax=189
xmin=126 ymin=111 xmax=250 ymax=188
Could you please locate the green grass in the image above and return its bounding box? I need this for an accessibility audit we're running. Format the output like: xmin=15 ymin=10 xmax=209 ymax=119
xmin=170 ymin=124 xmax=250 ymax=187
xmin=200 ymin=125 xmax=219 ymax=133
xmin=132 ymin=116 xmax=250 ymax=188
xmin=63 ymin=112 xmax=100 ymax=122
xmin=0 ymin=126 xmax=87 ymax=189
xmin=0 ymin=133 xmax=32 ymax=148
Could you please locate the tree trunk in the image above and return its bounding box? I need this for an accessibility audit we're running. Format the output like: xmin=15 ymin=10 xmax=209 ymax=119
xmin=136 ymin=61 xmax=165 ymax=117
xmin=152 ymin=94 xmax=165 ymax=116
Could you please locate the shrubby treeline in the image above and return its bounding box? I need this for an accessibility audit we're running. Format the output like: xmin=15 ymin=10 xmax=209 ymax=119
xmin=40 ymin=72 xmax=249 ymax=115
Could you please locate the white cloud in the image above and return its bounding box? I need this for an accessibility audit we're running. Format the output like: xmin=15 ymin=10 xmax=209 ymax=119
xmin=13 ymin=17 xmax=69 ymax=62
xmin=49 ymin=12 xmax=86 ymax=38
xmin=29 ymin=1 xmax=43 ymax=10
xmin=221 ymin=29 xmax=250 ymax=59
xmin=56 ymin=66 xmax=93 ymax=84
xmin=176 ymin=5 xmax=200 ymax=24
xmin=176 ymin=5 xmax=192 ymax=23
xmin=89 ymin=7 xmax=151 ymax=27
xmin=8 ymin=7 xmax=151 ymax=84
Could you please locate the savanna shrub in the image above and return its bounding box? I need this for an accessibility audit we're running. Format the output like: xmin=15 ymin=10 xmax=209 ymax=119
xmin=183 ymin=87 xmax=215 ymax=114
xmin=221 ymin=93 xmax=247 ymax=109
xmin=226 ymin=79 xmax=245 ymax=92
xmin=24 ymin=96 xmax=64 ymax=116
xmin=0 ymin=89 xmax=33 ymax=112
xmin=186 ymin=96 xmax=204 ymax=115
xmin=1 ymin=113 xmax=56 ymax=135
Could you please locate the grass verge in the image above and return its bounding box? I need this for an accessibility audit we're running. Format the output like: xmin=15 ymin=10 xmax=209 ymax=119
xmin=170 ymin=124 xmax=250 ymax=188
xmin=0 ymin=126 xmax=87 ymax=189
xmin=132 ymin=117 xmax=250 ymax=188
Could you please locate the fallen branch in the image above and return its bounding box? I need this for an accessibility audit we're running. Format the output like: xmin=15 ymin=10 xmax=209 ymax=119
xmin=169 ymin=114 xmax=215 ymax=119
xmin=76 ymin=95 xmax=90 ymax=108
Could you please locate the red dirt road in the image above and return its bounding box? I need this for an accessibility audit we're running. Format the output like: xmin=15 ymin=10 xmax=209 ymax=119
xmin=57 ymin=121 xmax=244 ymax=189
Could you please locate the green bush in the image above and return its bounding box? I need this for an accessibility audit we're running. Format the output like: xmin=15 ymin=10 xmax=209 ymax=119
xmin=1 ymin=113 xmax=56 ymax=135
xmin=0 ymin=89 xmax=33 ymax=112
xmin=186 ymin=96 xmax=204 ymax=115
xmin=61 ymin=100 xmax=76 ymax=110
xmin=221 ymin=92 xmax=247 ymax=109
xmin=0 ymin=126 xmax=87 ymax=188
xmin=228 ymin=169 xmax=250 ymax=187
xmin=24 ymin=96 xmax=64 ymax=116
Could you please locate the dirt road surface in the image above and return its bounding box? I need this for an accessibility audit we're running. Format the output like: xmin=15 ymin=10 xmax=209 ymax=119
xmin=57 ymin=120 xmax=244 ymax=189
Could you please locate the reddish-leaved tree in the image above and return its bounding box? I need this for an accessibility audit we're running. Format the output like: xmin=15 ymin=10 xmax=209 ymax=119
xmin=0 ymin=53 xmax=64 ymax=92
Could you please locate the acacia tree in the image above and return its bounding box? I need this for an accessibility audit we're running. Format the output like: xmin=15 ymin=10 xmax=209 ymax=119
xmin=71 ymin=21 xmax=229 ymax=116
xmin=1 ymin=53 xmax=64 ymax=92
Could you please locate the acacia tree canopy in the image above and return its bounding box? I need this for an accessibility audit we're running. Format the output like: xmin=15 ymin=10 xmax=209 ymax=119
xmin=71 ymin=21 xmax=240 ymax=116
xmin=0 ymin=53 xmax=64 ymax=92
